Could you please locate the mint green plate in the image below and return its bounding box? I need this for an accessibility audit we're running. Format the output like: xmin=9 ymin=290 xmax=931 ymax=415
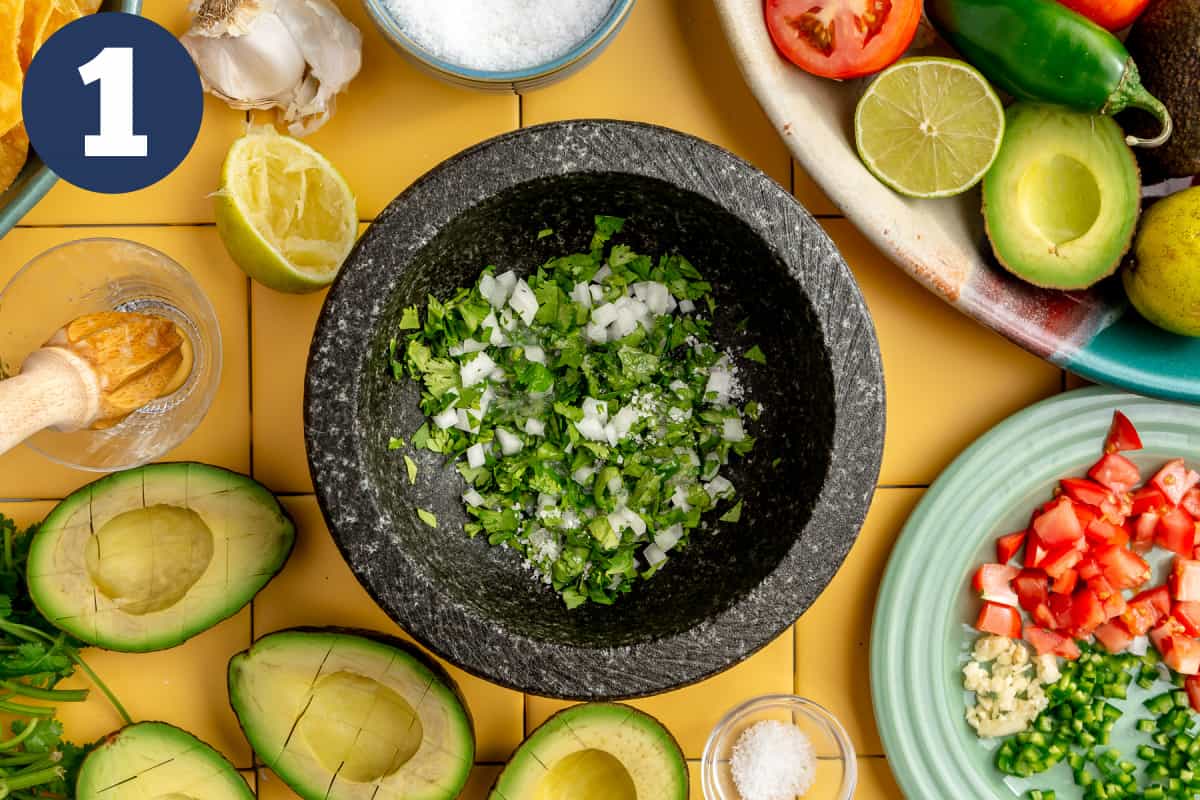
xmin=871 ymin=387 xmax=1200 ymax=798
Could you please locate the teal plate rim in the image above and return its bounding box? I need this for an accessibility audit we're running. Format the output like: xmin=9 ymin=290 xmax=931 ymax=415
xmin=870 ymin=386 xmax=1200 ymax=798
xmin=0 ymin=2 xmax=143 ymax=239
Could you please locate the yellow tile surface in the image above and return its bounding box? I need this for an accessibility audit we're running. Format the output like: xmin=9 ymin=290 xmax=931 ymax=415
xmin=525 ymin=629 xmax=794 ymax=760
xmin=522 ymin=0 xmax=798 ymax=196
xmin=824 ymin=219 xmax=1063 ymax=486
xmin=0 ymin=226 xmax=250 ymax=497
xmin=796 ymin=489 xmax=922 ymax=756
xmin=253 ymin=497 xmax=525 ymax=763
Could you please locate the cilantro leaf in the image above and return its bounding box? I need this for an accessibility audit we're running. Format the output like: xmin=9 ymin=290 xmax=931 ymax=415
xmin=398 ymin=306 xmax=421 ymax=330
xmin=417 ymin=508 xmax=438 ymax=528
xmin=744 ymin=345 xmax=767 ymax=365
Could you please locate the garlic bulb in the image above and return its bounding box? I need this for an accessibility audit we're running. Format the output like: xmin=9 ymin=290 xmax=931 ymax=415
xmin=181 ymin=0 xmax=362 ymax=136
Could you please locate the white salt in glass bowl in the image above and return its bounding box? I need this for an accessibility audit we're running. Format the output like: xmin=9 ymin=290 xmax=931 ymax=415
xmin=361 ymin=0 xmax=636 ymax=92
xmin=702 ymin=695 xmax=857 ymax=800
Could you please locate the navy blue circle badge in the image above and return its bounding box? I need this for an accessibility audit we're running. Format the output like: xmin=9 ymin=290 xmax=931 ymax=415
xmin=23 ymin=13 xmax=204 ymax=195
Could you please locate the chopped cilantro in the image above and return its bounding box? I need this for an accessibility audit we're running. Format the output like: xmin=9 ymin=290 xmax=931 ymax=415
xmin=404 ymin=455 xmax=418 ymax=484
xmin=388 ymin=437 xmax=405 ymax=450
xmin=538 ymin=228 xmax=554 ymax=239
xmin=394 ymin=218 xmax=757 ymax=608
xmin=417 ymin=508 xmax=437 ymax=528
xmin=744 ymin=345 xmax=767 ymax=365
xmin=399 ymin=305 xmax=421 ymax=330
xmin=720 ymin=500 xmax=743 ymax=523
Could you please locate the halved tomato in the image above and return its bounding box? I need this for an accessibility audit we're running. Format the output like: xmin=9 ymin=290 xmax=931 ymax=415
xmin=1089 ymin=454 xmax=1141 ymax=494
xmin=1104 ymin=410 xmax=1143 ymax=453
xmin=972 ymin=564 xmax=1020 ymax=607
xmin=1170 ymin=558 xmax=1200 ymax=603
xmin=1025 ymin=626 xmax=1081 ymax=659
xmin=1157 ymin=507 xmax=1197 ymax=557
xmin=1151 ymin=459 xmax=1200 ymax=507
xmin=764 ymin=0 xmax=923 ymax=79
xmin=1094 ymin=621 xmax=1134 ymax=654
xmin=976 ymin=601 xmax=1022 ymax=638
xmin=1014 ymin=568 xmax=1049 ymax=612
xmin=1034 ymin=498 xmax=1085 ymax=547
xmin=996 ymin=530 xmax=1026 ymax=564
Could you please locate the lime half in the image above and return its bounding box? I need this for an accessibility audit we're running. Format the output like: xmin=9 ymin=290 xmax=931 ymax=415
xmin=215 ymin=127 xmax=357 ymax=294
xmin=855 ymin=57 xmax=1005 ymax=199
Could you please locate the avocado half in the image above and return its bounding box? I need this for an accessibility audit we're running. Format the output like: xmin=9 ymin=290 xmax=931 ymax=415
xmin=489 ymin=703 xmax=688 ymax=800
xmin=983 ymin=103 xmax=1141 ymax=290
xmin=27 ymin=462 xmax=295 ymax=652
xmin=77 ymin=721 xmax=252 ymax=799
xmin=228 ymin=628 xmax=475 ymax=800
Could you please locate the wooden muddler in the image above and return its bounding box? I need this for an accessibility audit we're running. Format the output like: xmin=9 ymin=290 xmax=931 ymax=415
xmin=0 ymin=312 xmax=192 ymax=456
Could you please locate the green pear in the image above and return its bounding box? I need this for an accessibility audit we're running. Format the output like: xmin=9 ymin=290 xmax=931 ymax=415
xmin=1123 ymin=187 xmax=1200 ymax=337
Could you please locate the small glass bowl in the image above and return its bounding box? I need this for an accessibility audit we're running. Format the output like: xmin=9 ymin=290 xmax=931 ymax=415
xmin=702 ymin=694 xmax=857 ymax=800
xmin=361 ymin=0 xmax=636 ymax=93
xmin=0 ymin=238 xmax=221 ymax=471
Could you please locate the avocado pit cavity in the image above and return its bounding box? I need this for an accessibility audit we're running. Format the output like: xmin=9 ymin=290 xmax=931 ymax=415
xmin=85 ymin=505 xmax=214 ymax=615
xmin=299 ymin=671 xmax=424 ymax=783
xmin=1017 ymin=154 xmax=1102 ymax=246
xmin=537 ymin=749 xmax=636 ymax=800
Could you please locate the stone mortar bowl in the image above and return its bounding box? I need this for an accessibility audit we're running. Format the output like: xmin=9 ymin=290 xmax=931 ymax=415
xmin=305 ymin=120 xmax=885 ymax=699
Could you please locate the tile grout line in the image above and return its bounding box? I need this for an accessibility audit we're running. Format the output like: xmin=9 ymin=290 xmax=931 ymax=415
xmin=247 ymin=274 xmax=256 ymax=651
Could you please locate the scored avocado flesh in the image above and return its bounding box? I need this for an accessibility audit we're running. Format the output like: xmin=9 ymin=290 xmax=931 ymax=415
xmin=27 ymin=463 xmax=295 ymax=652
xmin=228 ymin=630 xmax=474 ymax=800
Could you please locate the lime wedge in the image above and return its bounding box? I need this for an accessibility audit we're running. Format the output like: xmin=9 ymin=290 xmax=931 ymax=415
xmin=855 ymin=57 xmax=1005 ymax=199
xmin=215 ymin=127 xmax=357 ymax=294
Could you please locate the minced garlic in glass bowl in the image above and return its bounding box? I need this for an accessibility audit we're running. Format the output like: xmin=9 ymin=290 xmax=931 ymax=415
xmin=963 ymin=635 xmax=1061 ymax=738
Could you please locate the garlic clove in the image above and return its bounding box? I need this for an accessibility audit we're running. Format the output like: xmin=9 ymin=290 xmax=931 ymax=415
xmin=182 ymin=10 xmax=307 ymax=103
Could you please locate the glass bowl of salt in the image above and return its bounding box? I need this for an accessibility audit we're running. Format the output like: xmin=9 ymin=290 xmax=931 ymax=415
xmin=361 ymin=0 xmax=636 ymax=92
xmin=702 ymin=694 xmax=857 ymax=800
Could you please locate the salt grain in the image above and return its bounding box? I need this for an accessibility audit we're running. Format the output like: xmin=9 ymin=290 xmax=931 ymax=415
xmin=384 ymin=0 xmax=614 ymax=72
xmin=730 ymin=720 xmax=816 ymax=800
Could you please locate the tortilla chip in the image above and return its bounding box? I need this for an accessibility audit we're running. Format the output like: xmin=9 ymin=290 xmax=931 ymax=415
xmin=0 ymin=0 xmax=24 ymax=136
xmin=0 ymin=124 xmax=29 ymax=195
xmin=18 ymin=0 xmax=54 ymax=72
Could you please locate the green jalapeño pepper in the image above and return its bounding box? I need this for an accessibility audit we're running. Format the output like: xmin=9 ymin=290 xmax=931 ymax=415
xmin=927 ymin=0 xmax=1172 ymax=148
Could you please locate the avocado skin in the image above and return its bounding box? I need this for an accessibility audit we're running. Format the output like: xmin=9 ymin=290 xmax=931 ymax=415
xmin=1126 ymin=0 xmax=1200 ymax=180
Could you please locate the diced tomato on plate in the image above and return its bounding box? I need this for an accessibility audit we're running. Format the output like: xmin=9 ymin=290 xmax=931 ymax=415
xmin=1013 ymin=568 xmax=1049 ymax=612
xmin=1151 ymin=458 xmax=1200 ymax=507
xmin=1105 ymin=410 xmax=1143 ymax=453
xmin=1051 ymin=569 xmax=1079 ymax=595
xmin=1132 ymin=485 xmax=1169 ymax=516
xmin=1123 ymin=587 xmax=1170 ymax=636
xmin=1094 ymin=621 xmax=1134 ymax=654
xmin=1089 ymin=453 xmax=1141 ymax=495
xmin=976 ymin=601 xmax=1022 ymax=639
xmin=1033 ymin=498 xmax=1085 ymax=547
xmin=1093 ymin=544 xmax=1151 ymax=591
xmin=1185 ymin=489 xmax=1200 ymax=519
xmin=972 ymin=564 xmax=1020 ymax=607
xmin=1160 ymin=635 xmax=1200 ymax=675
xmin=1187 ymin=676 xmax=1200 ymax=714
xmin=1042 ymin=546 xmax=1082 ymax=580
xmin=1170 ymin=558 xmax=1200 ymax=603
xmin=1157 ymin=507 xmax=1197 ymax=557
xmin=1070 ymin=588 xmax=1106 ymax=636
xmin=996 ymin=530 xmax=1026 ymax=564
xmin=1025 ymin=626 xmax=1081 ymax=660
xmin=1172 ymin=602 xmax=1200 ymax=636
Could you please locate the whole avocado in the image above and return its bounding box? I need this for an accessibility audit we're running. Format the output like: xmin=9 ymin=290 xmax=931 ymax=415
xmin=1125 ymin=0 xmax=1200 ymax=180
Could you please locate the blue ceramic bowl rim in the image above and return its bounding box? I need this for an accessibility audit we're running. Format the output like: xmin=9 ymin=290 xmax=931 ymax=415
xmin=0 ymin=2 xmax=143 ymax=239
xmin=361 ymin=0 xmax=635 ymax=82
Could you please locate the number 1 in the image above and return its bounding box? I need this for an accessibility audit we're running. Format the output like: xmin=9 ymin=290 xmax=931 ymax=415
xmin=79 ymin=48 xmax=148 ymax=158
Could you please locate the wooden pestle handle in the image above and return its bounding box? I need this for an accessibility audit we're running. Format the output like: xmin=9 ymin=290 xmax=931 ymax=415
xmin=0 ymin=348 xmax=101 ymax=456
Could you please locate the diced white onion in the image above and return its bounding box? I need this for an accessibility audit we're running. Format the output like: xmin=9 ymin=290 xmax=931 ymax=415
xmin=1129 ymin=636 xmax=1150 ymax=656
xmin=448 ymin=342 xmax=464 ymax=357
xmin=496 ymin=427 xmax=523 ymax=455
xmin=655 ymin=523 xmax=684 ymax=552
xmin=706 ymin=363 xmax=732 ymax=404
xmin=582 ymin=397 xmax=609 ymax=421
xmin=433 ymin=406 xmax=458 ymax=430
xmin=480 ymin=273 xmax=508 ymax=308
xmin=679 ymin=299 xmax=696 ymax=313
xmin=489 ymin=366 xmax=506 ymax=381
xmin=611 ymin=406 xmax=639 ymax=438
xmin=495 ymin=270 xmax=518 ymax=296
xmin=573 ymin=465 xmax=596 ymax=484
xmin=645 ymin=282 xmax=671 ymax=315
xmin=482 ymin=312 xmax=509 ymax=346
xmin=466 ymin=443 xmax=486 ymax=468
xmin=460 ymin=352 xmax=496 ymax=387
xmin=644 ymin=543 xmax=667 ymax=567
xmin=575 ymin=417 xmax=607 ymax=441
xmin=524 ymin=418 xmax=546 ymax=436
xmin=476 ymin=387 xmax=495 ymax=419
xmin=509 ymin=278 xmax=539 ymax=325
xmin=461 ymin=338 xmax=487 ymax=353
xmin=670 ymin=485 xmax=691 ymax=511
xmin=538 ymin=492 xmax=558 ymax=507
xmin=722 ymin=418 xmax=746 ymax=442
xmin=571 ymin=282 xmax=592 ymax=309
xmin=593 ymin=265 xmax=612 ymax=282
xmin=586 ymin=321 xmax=609 ymax=343
xmin=665 ymin=294 xmax=677 ymax=313
xmin=455 ymin=409 xmax=476 ymax=433
xmin=463 ymin=489 xmax=485 ymax=507
xmin=525 ymin=345 xmax=545 ymax=364
xmin=591 ymin=303 xmax=619 ymax=327
xmin=499 ymin=307 xmax=518 ymax=331
xmin=706 ymin=475 xmax=734 ymax=499
xmin=589 ymin=285 xmax=604 ymax=302
xmin=607 ymin=474 xmax=623 ymax=495
xmin=604 ymin=422 xmax=619 ymax=447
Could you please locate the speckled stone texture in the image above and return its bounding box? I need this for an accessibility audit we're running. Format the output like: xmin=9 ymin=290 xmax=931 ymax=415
xmin=305 ymin=120 xmax=885 ymax=699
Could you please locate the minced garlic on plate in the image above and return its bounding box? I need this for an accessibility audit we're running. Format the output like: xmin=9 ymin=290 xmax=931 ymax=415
xmin=963 ymin=635 xmax=1060 ymax=738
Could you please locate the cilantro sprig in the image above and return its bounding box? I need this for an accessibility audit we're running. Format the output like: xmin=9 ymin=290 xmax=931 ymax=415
xmin=391 ymin=217 xmax=757 ymax=608
xmin=0 ymin=515 xmax=130 ymax=797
